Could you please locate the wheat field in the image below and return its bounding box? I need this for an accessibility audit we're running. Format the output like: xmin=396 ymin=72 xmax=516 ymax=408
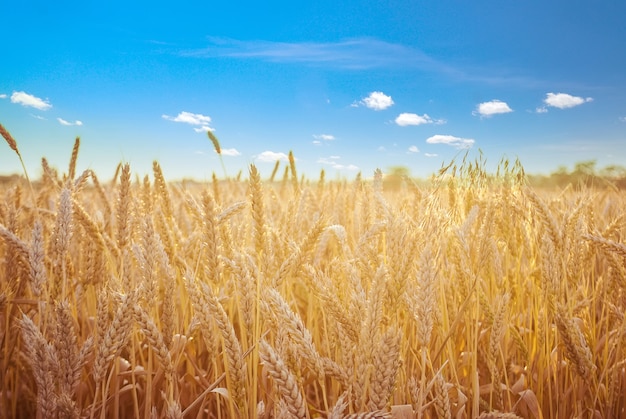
xmin=1 ymin=126 xmax=625 ymax=418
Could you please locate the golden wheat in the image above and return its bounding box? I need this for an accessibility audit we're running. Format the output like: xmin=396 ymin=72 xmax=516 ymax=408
xmin=1 ymin=131 xmax=626 ymax=417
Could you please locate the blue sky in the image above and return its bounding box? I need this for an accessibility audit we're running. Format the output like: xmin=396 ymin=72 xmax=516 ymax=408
xmin=1 ymin=1 xmax=625 ymax=180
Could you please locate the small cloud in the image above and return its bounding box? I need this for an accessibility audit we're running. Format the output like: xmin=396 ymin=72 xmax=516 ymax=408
xmin=163 ymin=111 xmax=213 ymax=127
xmin=318 ymin=155 xmax=358 ymax=171
xmin=619 ymin=116 xmax=626 ymax=122
xmin=426 ymin=134 xmax=475 ymax=149
xmin=360 ymin=91 xmax=394 ymax=111
xmin=256 ymin=151 xmax=289 ymax=162
xmin=312 ymin=140 xmax=322 ymax=145
xmin=193 ymin=126 xmax=214 ymax=133
xmin=31 ymin=114 xmax=47 ymax=120
xmin=396 ymin=113 xmax=434 ymax=126
xmin=543 ymin=92 xmax=593 ymax=109
xmin=407 ymin=145 xmax=419 ymax=153
xmin=220 ymin=148 xmax=241 ymax=156
xmin=377 ymin=146 xmax=386 ymax=152
xmin=535 ymin=106 xmax=548 ymax=114
xmin=317 ymin=157 xmax=337 ymax=165
xmin=313 ymin=134 xmax=335 ymax=141
xmin=57 ymin=118 xmax=83 ymax=126
xmin=473 ymin=100 xmax=513 ymax=117
xmin=11 ymin=91 xmax=52 ymax=110
xmin=0 ymin=94 xmax=7 ymax=99
xmin=424 ymin=153 xmax=438 ymax=157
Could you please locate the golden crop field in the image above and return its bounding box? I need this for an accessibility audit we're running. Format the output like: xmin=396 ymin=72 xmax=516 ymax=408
xmin=1 ymin=127 xmax=625 ymax=418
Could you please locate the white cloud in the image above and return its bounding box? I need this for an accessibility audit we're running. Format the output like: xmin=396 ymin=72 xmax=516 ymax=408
xmin=424 ymin=153 xmax=438 ymax=157
xmin=193 ymin=126 xmax=214 ymax=133
xmin=256 ymin=151 xmax=289 ymax=162
xmin=535 ymin=106 xmax=548 ymax=114
xmin=408 ymin=145 xmax=419 ymax=153
xmin=318 ymin=157 xmax=338 ymax=165
xmin=426 ymin=134 xmax=475 ymax=149
xmin=318 ymin=156 xmax=359 ymax=171
xmin=543 ymin=93 xmax=593 ymax=109
xmin=163 ymin=111 xmax=212 ymax=126
xmin=395 ymin=113 xmax=433 ymax=126
xmin=0 ymin=94 xmax=7 ymax=99
xmin=312 ymin=140 xmax=322 ymax=145
xmin=57 ymin=118 xmax=83 ymax=126
xmin=313 ymin=134 xmax=335 ymax=141
xmin=619 ymin=116 xmax=626 ymax=122
xmin=220 ymin=148 xmax=241 ymax=156
xmin=361 ymin=91 xmax=394 ymax=111
xmin=11 ymin=91 xmax=52 ymax=110
xmin=474 ymin=100 xmax=513 ymax=117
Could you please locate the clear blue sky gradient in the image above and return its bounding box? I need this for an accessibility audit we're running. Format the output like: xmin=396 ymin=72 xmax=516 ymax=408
xmin=1 ymin=1 xmax=625 ymax=180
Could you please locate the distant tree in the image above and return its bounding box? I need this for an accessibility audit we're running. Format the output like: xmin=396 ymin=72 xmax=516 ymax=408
xmin=384 ymin=166 xmax=410 ymax=190
xmin=600 ymin=164 xmax=626 ymax=179
xmin=573 ymin=160 xmax=597 ymax=176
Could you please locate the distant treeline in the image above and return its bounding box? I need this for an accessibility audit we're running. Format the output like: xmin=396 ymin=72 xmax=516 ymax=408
xmin=527 ymin=160 xmax=626 ymax=189
xmin=381 ymin=159 xmax=626 ymax=191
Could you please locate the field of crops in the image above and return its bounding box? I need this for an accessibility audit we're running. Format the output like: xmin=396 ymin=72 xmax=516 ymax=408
xmin=1 ymin=129 xmax=625 ymax=418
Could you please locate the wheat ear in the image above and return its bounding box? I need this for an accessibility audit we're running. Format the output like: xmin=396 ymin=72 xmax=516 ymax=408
xmin=67 ymin=136 xmax=80 ymax=181
xmin=259 ymin=340 xmax=308 ymax=419
xmin=20 ymin=314 xmax=58 ymax=417
xmin=0 ymin=123 xmax=35 ymax=201
xmin=115 ymin=163 xmax=132 ymax=251
xmin=368 ymin=327 xmax=402 ymax=411
xmin=249 ymin=164 xmax=267 ymax=274
xmin=208 ymin=130 xmax=227 ymax=178
xmin=50 ymin=187 xmax=73 ymax=301
xmin=555 ymin=303 xmax=595 ymax=380
xmin=184 ymin=273 xmax=247 ymax=412
xmin=262 ymin=288 xmax=324 ymax=378
xmin=153 ymin=160 xmax=174 ymax=220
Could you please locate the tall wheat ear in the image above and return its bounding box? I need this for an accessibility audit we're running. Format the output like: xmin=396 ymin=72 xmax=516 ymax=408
xmin=1 ymin=123 xmax=36 ymax=209
xmin=208 ymin=130 xmax=227 ymax=178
